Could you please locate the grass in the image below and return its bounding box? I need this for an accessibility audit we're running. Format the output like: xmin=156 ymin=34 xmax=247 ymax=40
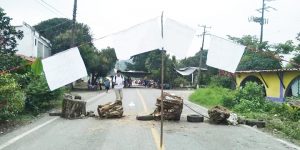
xmin=189 ymin=86 xmax=234 ymax=108
xmin=189 ymin=87 xmax=300 ymax=146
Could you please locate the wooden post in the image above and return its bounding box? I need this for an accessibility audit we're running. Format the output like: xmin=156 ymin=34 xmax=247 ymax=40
xmin=160 ymin=11 xmax=164 ymax=149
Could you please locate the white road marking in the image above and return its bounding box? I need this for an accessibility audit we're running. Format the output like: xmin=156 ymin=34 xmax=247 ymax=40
xmin=128 ymin=101 xmax=135 ymax=107
xmin=0 ymin=117 xmax=59 ymax=150
xmin=242 ymin=125 xmax=300 ymax=150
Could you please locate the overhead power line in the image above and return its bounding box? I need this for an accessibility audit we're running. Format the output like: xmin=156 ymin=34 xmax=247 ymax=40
xmin=40 ymin=0 xmax=68 ymax=17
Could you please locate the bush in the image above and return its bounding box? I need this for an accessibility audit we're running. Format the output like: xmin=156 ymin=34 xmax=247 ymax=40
xmin=25 ymin=74 xmax=65 ymax=114
xmin=233 ymin=82 xmax=266 ymax=113
xmin=0 ymin=74 xmax=25 ymax=120
xmin=209 ymin=75 xmax=235 ymax=89
xmin=173 ymin=77 xmax=189 ymax=88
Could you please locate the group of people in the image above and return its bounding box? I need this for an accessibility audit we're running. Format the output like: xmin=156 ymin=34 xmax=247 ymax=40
xmin=87 ymin=70 xmax=125 ymax=102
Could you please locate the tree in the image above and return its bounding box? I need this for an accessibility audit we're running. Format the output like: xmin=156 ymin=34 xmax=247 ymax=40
xmin=51 ymin=25 xmax=92 ymax=54
xmin=34 ymin=18 xmax=72 ymax=41
xmin=274 ymin=40 xmax=296 ymax=54
xmin=0 ymin=8 xmax=25 ymax=72
xmin=34 ymin=18 xmax=92 ymax=54
xmin=228 ymin=35 xmax=282 ymax=71
xmin=0 ymin=8 xmax=23 ymax=54
xmin=80 ymin=45 xmax=117 ymax=85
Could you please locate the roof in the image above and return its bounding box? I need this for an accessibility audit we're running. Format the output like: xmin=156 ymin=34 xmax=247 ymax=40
xmin=236 ymin=68 xmax=300 ymax=73
xmin=176 ymin=67 xmax=207 ymax=76
xmin=16 ymin=54 xmax=36 ymax=62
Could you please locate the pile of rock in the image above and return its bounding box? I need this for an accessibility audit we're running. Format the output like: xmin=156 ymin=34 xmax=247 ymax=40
xmin=153 ymin=92 xmax=183 ymax=121
xmin=208 ymin=105 xmax=230 ymax=124
xmin=97 ymin=101 xmax=123 ymax=118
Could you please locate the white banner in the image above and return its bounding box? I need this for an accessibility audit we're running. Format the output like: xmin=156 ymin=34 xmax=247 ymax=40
xmin=42 ymin=47 xmax=88 ymax=91
xmin=207 ymin=36 xmax=245 ymax=73
xmin=95 ymin=17 xmax=196 ymax=60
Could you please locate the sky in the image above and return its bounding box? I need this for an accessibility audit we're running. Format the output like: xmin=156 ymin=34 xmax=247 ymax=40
xmin=1 ymin=0 xmax=300 ymax=58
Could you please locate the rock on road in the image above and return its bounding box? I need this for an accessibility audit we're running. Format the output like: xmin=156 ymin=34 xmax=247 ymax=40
xmin=0 ymin=88 xmax=299 ymax=150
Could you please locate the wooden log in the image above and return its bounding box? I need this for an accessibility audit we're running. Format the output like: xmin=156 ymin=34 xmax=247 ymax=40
xmin=61 ymin=97 xmax=86 ymax=119
xmin=97 ymin=101 xmax=123 ymax=118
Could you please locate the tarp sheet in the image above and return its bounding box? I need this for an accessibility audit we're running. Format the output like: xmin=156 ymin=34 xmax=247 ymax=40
xmin=95 ymin=17 xmax=196 ymax=60
xmin=206 ymin=35 xmax=245 ymax=73
xmin=176 ymin=67 xmax=198 ymax=76
xmin=42 ymin=47 xmax=88 ymax=91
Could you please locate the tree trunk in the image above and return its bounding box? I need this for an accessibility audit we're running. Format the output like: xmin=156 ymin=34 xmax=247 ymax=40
xmin=61 ymin=95 xmax=86 ymax=119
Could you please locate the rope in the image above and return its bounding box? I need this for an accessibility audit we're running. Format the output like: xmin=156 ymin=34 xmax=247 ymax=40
xmin=183 ymin=103 xmax=210 ymax=119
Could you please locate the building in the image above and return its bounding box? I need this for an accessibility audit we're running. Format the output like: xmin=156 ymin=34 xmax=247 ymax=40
xmin=236 ymin=68 xmax=300 ymax=102
xmin=15 ymin=22 xmax=51 ymax=58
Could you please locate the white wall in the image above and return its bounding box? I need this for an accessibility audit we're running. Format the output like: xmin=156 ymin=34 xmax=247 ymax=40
xmin=16 ymin=23 xmax=51 ymax=58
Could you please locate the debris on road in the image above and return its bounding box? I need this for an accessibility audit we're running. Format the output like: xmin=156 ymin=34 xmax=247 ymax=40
xmin=153 ymin=92 xmax=183 ymax=121
xmin=86 ymin=111 xmax=96 ymax=117
xmin=187 ymin=114 xmax=204 ymax=122
xmin=245 ymin=119 xmax=266 ymax=128
xmin=136 ymin=115 xmax=154 ymax=121
xmin=208 ymin=105 xmax=230 ymax=124
xmin=97 ymin=100 xmax=123 ymax=118
xmin=61 ymin=93 xmax=86 ymax=119
xmin=49 ymin=112 xmax=62 ymax=116
xmin=227 ymin=113 xmax=238 ymax=125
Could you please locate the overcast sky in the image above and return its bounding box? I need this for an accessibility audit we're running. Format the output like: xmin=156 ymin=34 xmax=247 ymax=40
xmin=1 ymin=0 xmax=300 ymax=53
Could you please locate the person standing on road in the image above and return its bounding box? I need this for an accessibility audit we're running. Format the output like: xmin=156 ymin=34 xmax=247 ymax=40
xmin=112 ymin=70 xmax=124 ymax=102
xmin=104 ymin=79 xmax=110 ymax=93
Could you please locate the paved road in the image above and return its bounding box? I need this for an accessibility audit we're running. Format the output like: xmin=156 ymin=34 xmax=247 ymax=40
xmin=0 ymin=88 xmax=299 ymax=150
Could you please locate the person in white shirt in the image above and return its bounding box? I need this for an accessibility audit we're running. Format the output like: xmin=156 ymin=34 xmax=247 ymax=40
xmin=112 ymin=70 xmax=124 ymax=102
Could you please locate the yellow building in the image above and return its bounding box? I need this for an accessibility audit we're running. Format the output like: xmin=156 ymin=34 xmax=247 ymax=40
xmin=236 ymin=68 xmax=300 ymax=102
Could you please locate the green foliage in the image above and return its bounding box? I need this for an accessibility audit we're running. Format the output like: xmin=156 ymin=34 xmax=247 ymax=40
xmin=189 ymin=87 xmax=235 ymax=108
xmin=179 ymin=50 xmax=207 ymax=68
xmin=31 ymin=58 xmax=43 ymax=75
xmin=209 ymin=75 xmax=235 ymax=89
xmin=0 ymin=74 xmax=25 ymax=120
xmin=0 ymin=53 xmax=26 ymax=72
xmin=274 ymin=40 xmax=296 ymax=54
xmin=237 ymin=50 xmax=282 ymax=71
xmin=173 ymin=77 xmax=189 ymax=87
xmin=234 ymin=82 xmax=266 ymax=113
xmin=25 ymin=74 xmax=65 ymax=114
xmin=228 ymin=35 xmax=282 ymax=71
xmin=129 ymin=50 xmax=176 ymax=84
xmin=79 ymin=45 xmax=117 ymax=84
xmin=34 ymin=18 xmax=72 ymax=41
xmin=0 ymin=8 xmax=23 ymax=54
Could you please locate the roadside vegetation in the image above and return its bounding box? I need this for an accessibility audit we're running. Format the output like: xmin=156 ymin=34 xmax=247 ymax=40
xmin=190 ymin=77 xmax=300 ymax=145
xmin=0 ymin=6 xmax=117 ymax=132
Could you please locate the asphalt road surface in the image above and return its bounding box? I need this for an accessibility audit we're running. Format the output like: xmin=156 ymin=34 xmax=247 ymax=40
xmin=0 ymin=88 xmax=299 ymax=150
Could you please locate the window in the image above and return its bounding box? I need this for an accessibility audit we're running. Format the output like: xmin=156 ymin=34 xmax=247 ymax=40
xmin=37 ymin=41 xmax=43 ymax=58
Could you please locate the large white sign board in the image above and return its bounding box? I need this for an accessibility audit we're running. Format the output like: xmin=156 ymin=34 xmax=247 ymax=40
xmin=42 ymin=47 xmax=87 ymax=91
xmin=207 ymin=36 xmax=245 ymax=73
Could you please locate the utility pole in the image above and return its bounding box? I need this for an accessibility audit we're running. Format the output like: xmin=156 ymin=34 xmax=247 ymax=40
xmin=249 ymin=0 xmax=276 ymax=44
xmin=197 ymin=25 xmax=210 ymax=88
xmin=260 ymin=0 xmax=265 ymax=44
xmin=71 ymin=0 xmax=77 ymax=47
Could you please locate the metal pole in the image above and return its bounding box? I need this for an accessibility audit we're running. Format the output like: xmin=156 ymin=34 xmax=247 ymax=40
xmin=71 ymin=0 xmax=77 ymax=47
xmin=192 ymin=73 xmax=194 ymax=85
xmin=160 ymin=11 xmax=164 ymax=149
